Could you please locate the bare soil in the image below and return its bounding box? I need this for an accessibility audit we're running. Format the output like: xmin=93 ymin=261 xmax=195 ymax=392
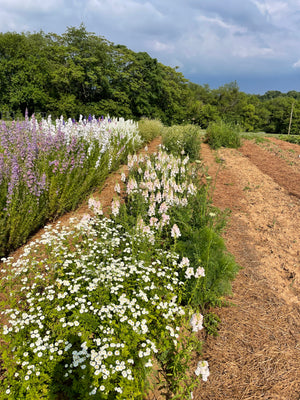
xmin=195 ymin=139 xmax=300 ymax=400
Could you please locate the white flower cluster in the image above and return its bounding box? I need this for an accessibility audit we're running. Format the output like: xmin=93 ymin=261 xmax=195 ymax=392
xmin=36 ymin=115 xmax=141 ymax=149
xmin=1 ymin=213 xmax=185 ymax=397
xmin=195 ymin=360 xmax=210 ymax=381
xmin=124 ymin=149 xmax=197 ymax=241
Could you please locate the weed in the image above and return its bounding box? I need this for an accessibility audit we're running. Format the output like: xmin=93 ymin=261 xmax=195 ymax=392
xmin=243 ymin=184 xmax=251 ymax=191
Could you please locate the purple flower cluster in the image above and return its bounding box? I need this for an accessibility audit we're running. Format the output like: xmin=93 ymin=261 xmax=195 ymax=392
xmin=0 ymin=113 xmax=140 ymax=256
xmin=0 ymin=115 xmax=87 ymax=207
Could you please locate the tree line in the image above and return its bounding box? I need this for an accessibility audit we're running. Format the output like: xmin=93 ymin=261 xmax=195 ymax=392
xmin=0 ymin=25 xmax=299 ymax=133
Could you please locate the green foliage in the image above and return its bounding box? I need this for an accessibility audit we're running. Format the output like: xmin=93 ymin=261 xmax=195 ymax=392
xmin=155 ymin=332 xmax=202 ymax=399
xmin=203 ymin=312 xmax=221 ymax=336
xmin=205 ymin=120 xmax=241 ymax=149
xmin=0 ymin=145 xmax=240 ymax=399
xmin=2 ymin=26 xmax=300 ymax=132
xmin=0 ymin=26 xmax=188 ymax=123
xmin=138 ymin=118 xmax=164 ymax=143
xmin=162 ymin=124 xmax=202 ymax=161
xmin=171 ymin=187 xmax=239 ymax=309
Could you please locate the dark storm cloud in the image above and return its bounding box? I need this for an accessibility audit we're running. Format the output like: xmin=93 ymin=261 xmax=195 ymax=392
xmin=1 ymin=0 xmax=300 ymax=93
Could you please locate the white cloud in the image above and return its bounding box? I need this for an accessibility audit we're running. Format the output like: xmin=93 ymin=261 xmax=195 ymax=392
xmin=196 ymin=15 xmax=247 ymax=34
xmin=149 ymin=40 xmax=174 ymax=53
xmin=292 ymin=59 xmax=300 ymax=68
xmin=234 ymin=46 xmax=274 ymax=58
xmin=87 ymin=0 xmax=162 ymax=19
xmin=0 ymin=0 xmax=61 ymax=13
xmin=251 ymin=0 xmax=288 ymax=16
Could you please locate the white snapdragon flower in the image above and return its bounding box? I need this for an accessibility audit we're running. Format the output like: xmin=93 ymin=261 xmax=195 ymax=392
xmin=88 ymin=198 xmax=103 ymax=215
xmin=179 ymin=257 xmax=190 ymax=268
xmin=114 ymin=183 xmax=121 ymax=194
xmin=185 ymin=267 xmax=194 ymax=279
xmin=171 ymin=224 xmax=181 ymax=239
xmin=195 ymin=267 xmax=205 ymax=278
xmin=111 ymin=199 xmax=120 ymax=217
xmin=121 ymin=172 xmax=126 ymax=182
xmin=195 ymin=360 xmax=210 ymax=381
xmin=190 ymin=313 xmax=204 ymax=332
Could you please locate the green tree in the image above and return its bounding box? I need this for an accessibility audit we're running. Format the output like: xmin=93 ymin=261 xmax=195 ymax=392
xmin=264 ymin=97 xmax=294 ymax=133
xmin=0 ymin=31 xmax=51 ymax=115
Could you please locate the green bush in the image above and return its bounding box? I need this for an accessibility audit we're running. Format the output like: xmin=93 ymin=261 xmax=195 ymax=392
xmin=205 ymin=121 xmax=241 ymax=149
xmin=162 ymin=124 xmax=202 ymax=161
xmin=138 ymin=118 xmax=164 ymax=143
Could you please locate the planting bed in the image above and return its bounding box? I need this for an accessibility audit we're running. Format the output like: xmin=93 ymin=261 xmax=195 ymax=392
xmin=1 ymin=133 xmax=299 ymax=399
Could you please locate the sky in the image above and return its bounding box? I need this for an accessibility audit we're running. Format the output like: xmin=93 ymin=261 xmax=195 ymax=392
xmin=1 ymin=0 xmax=300 ymax=94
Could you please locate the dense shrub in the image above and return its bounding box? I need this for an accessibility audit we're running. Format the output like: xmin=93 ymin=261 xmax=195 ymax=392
xmin=162 ymin=124 xmax=202 ymax=161
xmin=205 ymin=121 xmax=241 ymax=149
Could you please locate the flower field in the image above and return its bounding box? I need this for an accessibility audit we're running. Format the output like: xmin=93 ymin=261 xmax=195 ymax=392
xmin=0 ymin=114 xmax=141 ymax=257
xmin=0 ymin=119 xmax=239 ymax=399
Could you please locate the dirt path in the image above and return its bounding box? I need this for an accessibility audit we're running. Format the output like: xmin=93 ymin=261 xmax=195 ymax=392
xmin=195 ymin=139 xmax=300 ymax=400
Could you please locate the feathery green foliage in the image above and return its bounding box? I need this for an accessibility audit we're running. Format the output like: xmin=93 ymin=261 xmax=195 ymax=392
xmin=138 ymin=118 xmax=164 ymax=143
xmin=162 ymin=124 xmax=202 ymax=161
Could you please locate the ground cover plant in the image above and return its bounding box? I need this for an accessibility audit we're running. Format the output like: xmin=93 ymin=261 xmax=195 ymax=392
xmin=0 ymin=114 xmax=142 ymax=257
xmin=278 ymin=134 xmax=300 ymax=144
xmin=205 ymin=120 xmax=241 ymax=149
xmin=0 ymin=140 xmax=239 ymax=399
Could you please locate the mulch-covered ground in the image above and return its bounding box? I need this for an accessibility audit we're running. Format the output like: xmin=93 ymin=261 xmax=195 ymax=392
xmin=195 ymin=139 xmax=300 ymax=400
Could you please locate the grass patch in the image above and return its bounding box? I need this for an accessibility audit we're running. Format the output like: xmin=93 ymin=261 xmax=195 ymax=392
xmin=278 ymin=134 xmax=300 ymax=145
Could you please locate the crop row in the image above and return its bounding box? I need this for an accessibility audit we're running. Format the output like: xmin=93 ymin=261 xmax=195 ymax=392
xmin=0 ymin=114 xmax=141 ymax=257
xmin=1 ymin=136 xmax=239 ymax=398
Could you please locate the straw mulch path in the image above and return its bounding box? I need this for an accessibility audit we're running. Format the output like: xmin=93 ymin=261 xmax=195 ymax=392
xmin=195 ymin=140 xmax=300 ymax=400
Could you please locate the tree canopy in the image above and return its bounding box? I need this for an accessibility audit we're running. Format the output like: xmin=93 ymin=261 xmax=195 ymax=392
xmin=0 ymin=25 xmax=299 ymax=133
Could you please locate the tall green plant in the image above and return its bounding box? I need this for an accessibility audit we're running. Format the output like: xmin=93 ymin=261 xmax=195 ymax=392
xmin=138 ymin=118 xmax=164 ymax=143
xmin=205 ymin=120 xmax=241 ymax=149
